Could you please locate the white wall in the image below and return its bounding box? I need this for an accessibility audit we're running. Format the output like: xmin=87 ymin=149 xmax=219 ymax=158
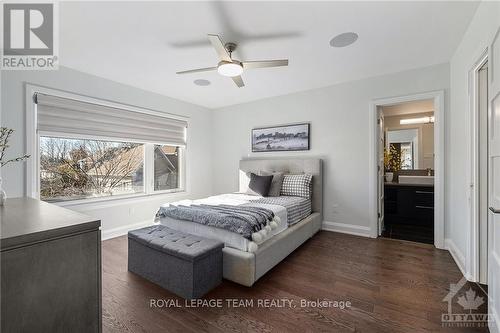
xmin=447 ymin=1 xmax=500 ymax=276
xmin=1 ymin=66 xmax=213 ymax=237
xmin=212 ymin=63 xmax=449 ymax=235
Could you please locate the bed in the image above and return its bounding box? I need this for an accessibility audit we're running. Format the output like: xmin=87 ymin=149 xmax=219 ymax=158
xmin=157 ymin=158 xmax=323 ymax=286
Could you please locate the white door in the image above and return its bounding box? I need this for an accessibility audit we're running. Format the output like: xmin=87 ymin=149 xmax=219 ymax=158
xmin=377 ymin=108 xmax=385 ymax=236
xmin=487 ymin=27 xmax=500 ymax=333
xmin=478 ymin=62 xmax=489 ymax=284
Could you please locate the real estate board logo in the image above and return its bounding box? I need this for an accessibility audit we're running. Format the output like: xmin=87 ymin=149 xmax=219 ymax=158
xmin=442 ymin=277 xmax=490 ymax=328
xmin=2 ymin=2 xmax=58 ymax=70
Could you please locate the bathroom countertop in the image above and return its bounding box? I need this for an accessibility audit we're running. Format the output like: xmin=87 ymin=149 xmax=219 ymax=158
xmin=385 ymin=182 xmax=434 ymax=188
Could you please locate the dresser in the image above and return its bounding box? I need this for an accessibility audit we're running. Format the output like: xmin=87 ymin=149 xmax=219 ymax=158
xmin=0 ymin=198 xmax=102 ymax=333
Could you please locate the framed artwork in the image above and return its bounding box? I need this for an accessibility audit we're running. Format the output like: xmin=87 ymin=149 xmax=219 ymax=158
xmin=252 ymin=123 xmax=310 ymax=152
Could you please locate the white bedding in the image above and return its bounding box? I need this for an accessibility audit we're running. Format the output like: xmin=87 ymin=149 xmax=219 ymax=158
xmin=157 ymin=193 xmax=288 ymax=252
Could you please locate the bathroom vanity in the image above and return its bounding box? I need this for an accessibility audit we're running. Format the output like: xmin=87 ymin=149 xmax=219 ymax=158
xmin=384 ymin=182 xmax=434 ymax=244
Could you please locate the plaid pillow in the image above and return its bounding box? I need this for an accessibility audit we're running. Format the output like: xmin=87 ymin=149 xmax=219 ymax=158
xmin=280 ymin=174 xmax=313 ymax=199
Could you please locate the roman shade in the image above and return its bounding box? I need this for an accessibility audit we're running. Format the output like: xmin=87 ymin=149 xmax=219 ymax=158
xmin=35 ymin=93 xmax=188 ymax=146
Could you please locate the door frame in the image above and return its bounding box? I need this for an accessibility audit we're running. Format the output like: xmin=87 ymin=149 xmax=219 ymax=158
xmin=377 ymin=108 xmax=385 ymax=236
xmin=369 ymin=90 xmax=445 ymax=249
xmin=468 ymin=49 xmax=489 ymax=283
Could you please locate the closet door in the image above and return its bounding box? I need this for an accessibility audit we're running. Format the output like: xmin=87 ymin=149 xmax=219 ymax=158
xmin=487 ymin=26 xmax=500 ymax=333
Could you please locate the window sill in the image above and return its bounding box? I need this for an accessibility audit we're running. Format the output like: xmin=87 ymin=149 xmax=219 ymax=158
xmin=50 ymin=189 xmax=187 ymax=210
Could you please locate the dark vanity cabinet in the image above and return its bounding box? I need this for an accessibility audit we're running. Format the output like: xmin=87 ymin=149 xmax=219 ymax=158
xmin=0 ymin=198 xmax=102 ymax=333
xmin=384 ymin=183 xmax=434 ymax=243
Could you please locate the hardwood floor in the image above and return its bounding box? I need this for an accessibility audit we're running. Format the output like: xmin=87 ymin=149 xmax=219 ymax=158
xmin=102 ymin=231 xmax=489 ymax=333
xmin=382 ymin=223 xmax=434 ymax=244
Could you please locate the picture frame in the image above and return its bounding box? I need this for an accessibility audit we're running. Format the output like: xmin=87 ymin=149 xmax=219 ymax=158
xmin=252 ymin=123 xmax=310 ymax=152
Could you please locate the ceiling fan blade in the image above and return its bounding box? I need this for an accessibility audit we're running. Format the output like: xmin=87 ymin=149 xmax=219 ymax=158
xmin=208 ymin=34 xmax=231 ymax=62
xmin=176 ymin=67 xmax=217 ymax=75
xmin=242 ymin=59 xmax=288 ymax=69
xmin=231 ymin=75 xmax=244 ymax=88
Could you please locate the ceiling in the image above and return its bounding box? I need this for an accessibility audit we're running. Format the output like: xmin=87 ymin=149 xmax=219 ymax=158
xmin=382 ymin=100 xmax=434 ymax=117
xmin=60 ymin=1 xmax=479 ymax=109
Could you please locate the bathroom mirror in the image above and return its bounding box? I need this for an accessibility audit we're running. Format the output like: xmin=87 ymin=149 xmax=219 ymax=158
xmin=386 ymin=126 xmax=434 ymax=170
xmin=387 ymin=129 xmax=417 ymax=169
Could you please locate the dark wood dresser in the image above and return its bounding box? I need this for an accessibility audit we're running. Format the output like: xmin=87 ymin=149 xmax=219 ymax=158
xmin=0 ymin=198 xmax=102 ymax=333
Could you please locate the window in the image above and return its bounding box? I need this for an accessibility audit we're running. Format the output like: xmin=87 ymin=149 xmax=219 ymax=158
xmin=39 ymin=137 xmax=184 ymax=202
xmin=388 ymin=142 xmax=414 ymax=170
xmin=154 ymin=145 xmax=180 ymax=191
xmin=40 ymin=137 xmax=145 ymax=202
xmin=30 ymin=90 xmax=187 ymax=203
xmin=400 ymin=142 xmax=414 ymax=169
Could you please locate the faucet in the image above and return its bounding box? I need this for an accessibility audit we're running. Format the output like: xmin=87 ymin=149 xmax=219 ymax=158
xmin=426 ymin=168 xmax=432 ymax=176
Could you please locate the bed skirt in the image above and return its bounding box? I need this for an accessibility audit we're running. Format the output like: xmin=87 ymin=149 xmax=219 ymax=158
xmin=222 ymin=212 xmax=322 ymax=286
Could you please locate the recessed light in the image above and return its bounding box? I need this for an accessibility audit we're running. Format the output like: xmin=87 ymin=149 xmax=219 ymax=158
xmin=193 ymin=79 xmax=210 ymax=86
xmin=330 ymin=32 xmax=358 ymax=48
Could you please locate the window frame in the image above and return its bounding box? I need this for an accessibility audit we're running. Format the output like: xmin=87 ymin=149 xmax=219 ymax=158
xmin=26 ymin=84 xmax=187 ymax=207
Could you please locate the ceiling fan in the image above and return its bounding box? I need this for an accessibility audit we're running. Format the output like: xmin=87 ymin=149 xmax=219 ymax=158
xmin=176 ymin=34 xmax=288 ymax=87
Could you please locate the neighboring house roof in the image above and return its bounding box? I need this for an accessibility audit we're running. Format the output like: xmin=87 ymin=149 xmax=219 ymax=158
xmin=81 ymin=145 xmax=177 ymax=178
xmin=85 ymin=146 xmax=144 ymax=177
xmin=161 ymin=145 xmax=177 ymax=155
xmin=155 ymin=146 xmax=177 ymax=174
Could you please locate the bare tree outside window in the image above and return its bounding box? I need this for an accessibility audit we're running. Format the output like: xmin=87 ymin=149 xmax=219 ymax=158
xmin=40 ymin=137 xmax=144 ymax=202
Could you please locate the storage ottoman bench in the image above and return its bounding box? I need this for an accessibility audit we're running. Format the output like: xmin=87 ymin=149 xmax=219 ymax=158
xmin=128 ymin=225 xmax=224 ymax=299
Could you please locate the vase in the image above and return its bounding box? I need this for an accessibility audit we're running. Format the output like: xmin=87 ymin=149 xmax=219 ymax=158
xmin=385 ymin=172 xmax=394 ymax=183
xmin=0 ymin=177 xmax=5 ymax=206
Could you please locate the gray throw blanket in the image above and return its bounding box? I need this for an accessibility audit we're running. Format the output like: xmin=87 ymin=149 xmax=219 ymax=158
xmin=156 ymin=204 xmax=275 ymax=240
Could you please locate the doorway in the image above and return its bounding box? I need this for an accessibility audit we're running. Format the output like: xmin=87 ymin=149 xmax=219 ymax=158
xmin=370 ymin=91 xmax=445 ymax=249
xmin=379 ymin=100 xmax=435 ymax=244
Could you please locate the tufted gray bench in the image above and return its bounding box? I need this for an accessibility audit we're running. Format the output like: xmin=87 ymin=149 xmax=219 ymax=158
xmin=128 ymin=225 xmax=223 ymax=299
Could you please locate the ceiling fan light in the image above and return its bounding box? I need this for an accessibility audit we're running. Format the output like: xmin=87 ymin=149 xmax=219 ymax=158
xmin=217 ymin=61 xmax=243 ymax=77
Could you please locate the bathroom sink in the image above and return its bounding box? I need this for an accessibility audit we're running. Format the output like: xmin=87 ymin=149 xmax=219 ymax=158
xmin=398 ymin=175 xmax=434 ymax=185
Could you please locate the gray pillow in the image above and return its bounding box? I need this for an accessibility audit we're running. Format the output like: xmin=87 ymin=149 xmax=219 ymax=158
xmin=246 ymin=173 xmax=273 ymax=196
xmin=259 ymin=171 xmax=285 ymax=197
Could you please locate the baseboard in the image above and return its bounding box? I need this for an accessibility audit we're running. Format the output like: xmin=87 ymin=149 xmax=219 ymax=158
xmin=490 ymin=306 xmax=500 ymax=333
xmin=444 ymin=238 xmax=469 ymax=279
xmin=488 ymin=304 xmax=500 ymax=333
xmin=101 ymin=220 xmax=155 ymax=240
xmin=322 ymin=221 xmax=372 ymax=238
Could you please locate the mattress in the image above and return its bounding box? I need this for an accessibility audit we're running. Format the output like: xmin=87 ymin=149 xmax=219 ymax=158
xmin=253 ymin=196 xmax=312 ymax=226
xmin=157 ymin=193 xmax=312 ymax=252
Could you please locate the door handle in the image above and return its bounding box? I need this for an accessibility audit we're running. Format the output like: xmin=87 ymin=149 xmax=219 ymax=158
xmin=489 ymin=207 xmax=500 ymax=214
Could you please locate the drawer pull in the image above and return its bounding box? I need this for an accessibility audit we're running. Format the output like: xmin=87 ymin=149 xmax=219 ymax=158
xmin=416 ymin=205 xmax=434 ymax=210
xmin=415 ymin=191 xmax=434 ymax=194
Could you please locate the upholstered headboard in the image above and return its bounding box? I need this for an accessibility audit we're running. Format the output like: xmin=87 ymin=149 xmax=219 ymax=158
xmin=239 ymin=158 xmax=323 ymax=215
